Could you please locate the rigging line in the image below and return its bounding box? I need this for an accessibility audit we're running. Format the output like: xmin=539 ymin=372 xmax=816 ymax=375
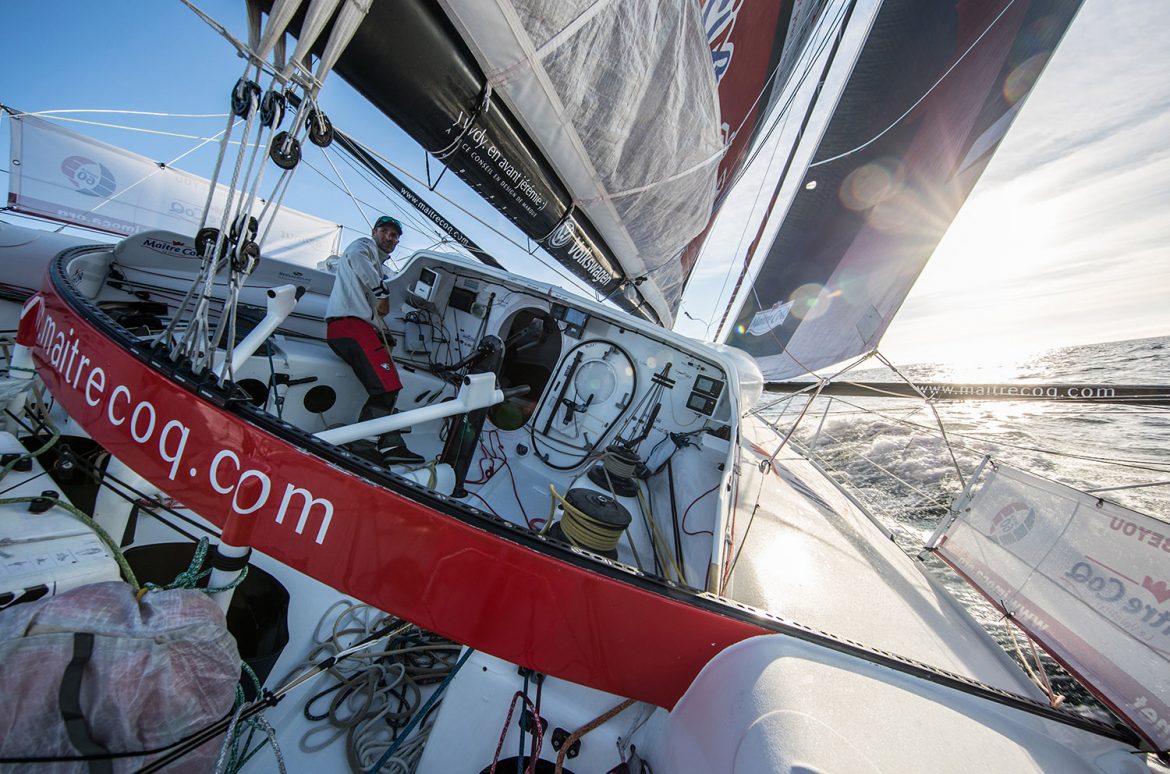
xmin=713 ymin=0 xmax=862 ymax=342
xmin=298 ymin=157 xmax=433 ymax=245
xmin=809 ymin=0 xmax=1021 ymax=168
xmin=48 ymin=117 xmax=239 ymax=236
xmin=707 ymin=99 xmax=793 ymax=334
xmin=26 ymin=108 xmax=229 ymax=118
xmin=325 ymin=149 xmax=457 ymax=245
xmin=322 ymin=139 xmax=497 ymax=261
xmin=818 ymin=395 xmax=1170 ymax=474
xmin=697 ymin=0 xmax=850 ymax=335
xmin=9 ymin=113 xmax=252 ymax=144
xmin=802 ymin=426 xmax=957 ymax=509
xmin=1084 ymin=480 xmax=1170 ymax=494
xmin=721 ymin=0 xmax=845 ymax=151
xmin=720 ymin=0 xmax=855 ymax=194
xmin=751 ymin=350 xmax=875 ymax=417
xmin=178 ymin=0 xmax=256 ymax=65
xmin=314 ymin=144 xmax=387 ymax=255
xmin=876 ymin=351 xmax=966 ymax=488
xmin=317 ymin=154 xmax=492 ymax=275
xmin=767 ymin=380 xmax=828 ymax=465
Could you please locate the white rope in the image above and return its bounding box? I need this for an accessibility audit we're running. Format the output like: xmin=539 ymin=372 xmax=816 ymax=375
xmin=285 ymin=0 xmax=344 ymax=83
xmin=254 ymin=0 xmax=306 ymax=64
xmin=287 ymin=601 xmax=461 ymax=773
xmin=313 ymin=0 xmax=372 ymax=92
xmin=29 ymin=108 xmax=230 ymax=119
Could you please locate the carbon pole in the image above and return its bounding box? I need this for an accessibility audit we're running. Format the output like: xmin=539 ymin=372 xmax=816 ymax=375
xmin=764 ymin=381 xmax=1170 ymax=406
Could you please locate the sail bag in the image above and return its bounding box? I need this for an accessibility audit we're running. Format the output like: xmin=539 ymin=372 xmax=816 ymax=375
xmin=0 ymin=581 xmax=241 ymax=772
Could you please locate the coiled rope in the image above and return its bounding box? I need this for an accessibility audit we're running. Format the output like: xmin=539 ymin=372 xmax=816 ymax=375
xmin=549 ymin=485 xmax=623 ymax=554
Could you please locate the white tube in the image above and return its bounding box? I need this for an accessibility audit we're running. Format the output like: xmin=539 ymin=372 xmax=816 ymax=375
xmin=207 ymin=542 xmax=251 ymax=613
xmin=315 ymin=372 xmax=503 ymax=446
xmin=227 ymin=283 xmax=301 ymax=374
xmin=3 ymin=343 xmax=37 ymax=433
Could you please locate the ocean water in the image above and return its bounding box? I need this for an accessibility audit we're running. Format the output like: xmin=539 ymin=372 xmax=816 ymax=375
xmin=763 ymin=334 xmax=1170 ymax=717
xmin=773 ymin=334 xmax=1170 ymax=532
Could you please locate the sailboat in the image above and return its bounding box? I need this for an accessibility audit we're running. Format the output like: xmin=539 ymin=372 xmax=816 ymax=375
xmin=1 ymin=0 xmax=1167 ymax=771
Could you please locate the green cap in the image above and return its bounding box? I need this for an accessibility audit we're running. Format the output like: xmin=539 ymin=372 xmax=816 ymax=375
xmin=374 ymin=215 xmax=403 ymax=235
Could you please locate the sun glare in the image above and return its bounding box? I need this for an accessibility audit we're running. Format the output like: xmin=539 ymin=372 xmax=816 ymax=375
xmin=915 ymin=186 xmax=1058 ymax=295
xmin=881 ymin=183 xmax=1071 ymax=369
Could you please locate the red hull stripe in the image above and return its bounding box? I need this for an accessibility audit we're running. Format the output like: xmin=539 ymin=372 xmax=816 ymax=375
xmin=28 ymin=280 xmax=769 ymax=708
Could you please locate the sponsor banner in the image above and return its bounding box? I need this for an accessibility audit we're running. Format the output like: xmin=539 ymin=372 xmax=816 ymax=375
xmin=20 ymin=284 xmax=770 ymax=709
xmin=330 ymin=128 xmax=503 ymax=269
xmin=8 ymin=114 xmax=340 ymax=266
xmin=937 ymin=464 xmax=1170 ymax=753
xmin=762 ymin=382 xmax=1170 ymax=407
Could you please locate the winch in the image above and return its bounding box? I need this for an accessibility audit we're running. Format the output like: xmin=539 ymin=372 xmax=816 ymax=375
xmin=548 ymin=488 xmax=632 ymax=560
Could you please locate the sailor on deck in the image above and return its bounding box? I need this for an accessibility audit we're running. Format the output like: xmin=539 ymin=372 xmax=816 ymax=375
xmin=325 ymin=215 xmax=424 ymax=465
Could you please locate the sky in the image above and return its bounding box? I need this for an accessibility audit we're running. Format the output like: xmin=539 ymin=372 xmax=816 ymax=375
xmin=2 ymin=0 xmax=1168 ymax=368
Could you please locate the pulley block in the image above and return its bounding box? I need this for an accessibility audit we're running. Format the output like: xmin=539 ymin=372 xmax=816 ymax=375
xmin=270 ymin=131 xmax=301 ymax=170
xmin=229 ymin=214 xmax=259 ymax=244
xmin=195 ymin=227 xmax=228 ymax=259
xmin=230 ymin=78 xmax=261 ymax=118
xmin=259 ymin=90 xmax=285 ymax=128
xmin=305 ymin=109 xmax=334 ymax=147
xmin=232 ymin=241 xmax=261 ymax=275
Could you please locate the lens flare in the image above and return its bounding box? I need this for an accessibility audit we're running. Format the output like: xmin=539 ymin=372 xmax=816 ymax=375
xmin=839 ymin=158 xmax=905 ymax=211
xmin=789 ymin=283 xmax=835 ymax=321
xmin=868 ymin=189 xmax=928 ymax=234
xmin=1004 ymin=53 xmax=1048 ymax=104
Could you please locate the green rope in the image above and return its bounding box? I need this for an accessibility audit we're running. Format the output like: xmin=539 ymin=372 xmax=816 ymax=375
xmin=142 ymin=536 xmax=250 ymax=594
xmin=0 ymin=426 xmax=62 ymax=481
xmin=0 ymin=494 xmax=139 ymax=591
xmin=219 ymin=662 xmax=274 ymax=774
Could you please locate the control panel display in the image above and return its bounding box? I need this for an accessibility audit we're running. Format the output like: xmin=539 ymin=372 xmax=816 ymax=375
xmin=550 ymin=302 xmax=590 ymax=339
xmin=686 ymin=374 xmax=724 ymax=416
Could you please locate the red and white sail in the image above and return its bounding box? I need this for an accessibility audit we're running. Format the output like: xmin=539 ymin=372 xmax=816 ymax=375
xmin=933 ymin=462 xmax=1170 ymax=755
xmin=7 ymin=113 xmax=341 ymax=265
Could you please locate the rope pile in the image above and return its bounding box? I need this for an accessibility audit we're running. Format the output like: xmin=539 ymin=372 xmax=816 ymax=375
xmin=290 ymin=601 xmax=462 ymax=773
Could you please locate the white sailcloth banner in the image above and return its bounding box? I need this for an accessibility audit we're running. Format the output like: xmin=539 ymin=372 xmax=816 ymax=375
xmin=932 ymin=463 xmax=1170 ymax=754
xmin=7 ymin=114 xmax=341 ymax=266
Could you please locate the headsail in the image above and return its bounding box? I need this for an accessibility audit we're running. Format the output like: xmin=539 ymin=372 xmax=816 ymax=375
xmin=932 ymin=462 xmax=1170 ymax=758
xmin=722 ymin=0 xmax=1084 ymax=378
xmin=250 ymin=0 xmax=826 ymax=325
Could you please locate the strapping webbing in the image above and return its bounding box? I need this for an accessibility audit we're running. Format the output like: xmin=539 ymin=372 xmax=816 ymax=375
xmin=59 ymin=633 xmax=113 ymax=774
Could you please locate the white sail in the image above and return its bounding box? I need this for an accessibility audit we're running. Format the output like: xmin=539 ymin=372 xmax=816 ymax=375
xmin=933 ymin=462 xmax=1170 ymax=753
xmin=7 ymin=114 xmax=340 ymax=266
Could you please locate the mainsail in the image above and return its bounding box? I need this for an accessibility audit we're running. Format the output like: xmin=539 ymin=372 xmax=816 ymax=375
xmin=251 ymin=0 xmax=827 ymax=325
xmin=722 ymin=0 xmax=1084 ymax=378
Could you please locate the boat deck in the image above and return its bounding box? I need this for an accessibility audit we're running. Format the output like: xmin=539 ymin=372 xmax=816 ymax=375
xmin=728 ymin=415 xmax=1042 ymax=696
